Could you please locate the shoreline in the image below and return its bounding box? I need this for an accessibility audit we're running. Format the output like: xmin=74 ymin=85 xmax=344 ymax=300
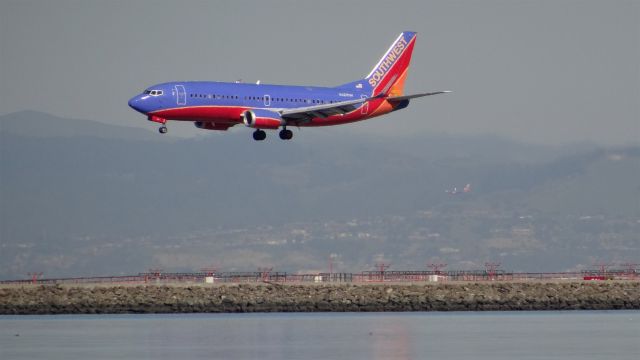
xmin=1 ymin=282 xmax=638 ymax=315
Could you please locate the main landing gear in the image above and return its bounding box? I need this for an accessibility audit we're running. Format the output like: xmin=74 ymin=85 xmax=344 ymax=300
xmin=252 ymin=129 xmax=267 ymax=141
xmin=159 ymin=126 xmax=168 ymax=134
xmin=252 ymin=128 xmax=294 ymax=141
xmin=279 ymin=128 xmax=293 ymax=140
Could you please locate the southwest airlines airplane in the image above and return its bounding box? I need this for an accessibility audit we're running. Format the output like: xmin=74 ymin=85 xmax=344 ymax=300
xmin=128 ymin=31 xmax=449 ymax=141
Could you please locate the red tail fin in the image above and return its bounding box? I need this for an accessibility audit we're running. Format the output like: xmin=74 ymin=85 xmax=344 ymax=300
xmin=365 ymin=31 xmax=417 ymax=97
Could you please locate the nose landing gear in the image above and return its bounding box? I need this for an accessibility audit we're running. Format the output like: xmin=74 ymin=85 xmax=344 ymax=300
xmin=148 ymin=115 xmax=168 ymax=135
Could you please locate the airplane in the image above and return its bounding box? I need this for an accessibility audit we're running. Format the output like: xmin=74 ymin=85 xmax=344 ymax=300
xmin=128 ymin=31 xmax=450 ymax=141
xmin=445 ymin=184 xmax=472 ymax=195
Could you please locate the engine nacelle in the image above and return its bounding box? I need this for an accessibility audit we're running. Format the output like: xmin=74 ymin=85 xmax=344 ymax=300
xmin=242 ymin=109 xmax=284 ymax=129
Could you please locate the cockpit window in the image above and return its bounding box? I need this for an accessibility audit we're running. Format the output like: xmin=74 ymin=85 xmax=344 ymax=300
xmin=144 ymin=90 xmax=163 ymax=96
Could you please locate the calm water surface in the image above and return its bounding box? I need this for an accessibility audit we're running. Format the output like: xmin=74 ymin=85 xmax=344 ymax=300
xmin=1 ymin=311 xmax=638 ymax=360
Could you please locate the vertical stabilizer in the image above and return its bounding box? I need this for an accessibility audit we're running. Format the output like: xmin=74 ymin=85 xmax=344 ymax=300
xmin=365 ymin=31 xmax=417 ymax=97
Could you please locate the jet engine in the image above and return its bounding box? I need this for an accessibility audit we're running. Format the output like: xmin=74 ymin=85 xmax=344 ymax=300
xmin=241 ymin=109 xmax=284 ymax=129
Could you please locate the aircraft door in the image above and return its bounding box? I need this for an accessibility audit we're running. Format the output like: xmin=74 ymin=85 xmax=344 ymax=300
xmin=264 ymin=94 xmax=271 ymax=107
xmin=175 ymin=85 xmax=186 ymax=105
xmin=360 ymin=95 xmax=369 ymax=115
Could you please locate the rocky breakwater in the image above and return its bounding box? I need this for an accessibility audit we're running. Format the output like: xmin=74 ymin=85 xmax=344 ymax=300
xmin=1 ymin=282 xmax=638 ymax=314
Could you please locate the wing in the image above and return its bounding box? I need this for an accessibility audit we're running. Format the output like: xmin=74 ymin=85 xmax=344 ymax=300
xmin=195 ymin=122 xmax=237 ymax=131
xmin=279 ymin=97 xmax=375 ymax=123
xmin=387 ymin=91 xmax=452 ymax=102
xmin=277 ymin=91 xmax=450 ymax=123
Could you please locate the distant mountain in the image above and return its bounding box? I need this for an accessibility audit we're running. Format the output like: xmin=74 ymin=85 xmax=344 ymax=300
xmin=1 ymin=111 xmax=637 ymax=278
xmin=525 ymin=148 xmax=640 ymax=216
xmin=0 ymin=110 xmax=168 ymax=142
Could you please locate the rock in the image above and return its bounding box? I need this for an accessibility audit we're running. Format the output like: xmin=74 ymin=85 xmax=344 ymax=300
xmin=0 ymin=282 xmax=638 ymax=314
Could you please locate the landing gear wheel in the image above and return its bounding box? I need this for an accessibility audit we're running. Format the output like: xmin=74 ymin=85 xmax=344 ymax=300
xmin=159 ymin=126 xmax=168 ymax=134
xmin=279 ymin=129 xmax=293 ymax=140
xmin=252 ymin=129 xmax=266 ymax=141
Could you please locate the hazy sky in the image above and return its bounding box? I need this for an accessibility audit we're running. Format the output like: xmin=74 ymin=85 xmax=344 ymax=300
xmin=1 ymin=0 xmax=638 ymax=145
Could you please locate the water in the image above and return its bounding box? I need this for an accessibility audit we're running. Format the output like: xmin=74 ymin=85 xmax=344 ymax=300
xmin=1 ymin=311 xmax=638 ymax=360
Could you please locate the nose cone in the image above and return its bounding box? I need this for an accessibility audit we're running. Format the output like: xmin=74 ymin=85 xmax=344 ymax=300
xmin=128 ymin=94 xmax=148 ymax=114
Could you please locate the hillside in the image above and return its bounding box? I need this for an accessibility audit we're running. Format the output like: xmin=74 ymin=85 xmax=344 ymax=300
xmin=1 ymin=111 xmax=638 ymax=278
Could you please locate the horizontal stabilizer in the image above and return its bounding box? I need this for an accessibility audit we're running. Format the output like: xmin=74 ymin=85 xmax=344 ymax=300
xmin=387 ymin=91 xmax=452 ymax=102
